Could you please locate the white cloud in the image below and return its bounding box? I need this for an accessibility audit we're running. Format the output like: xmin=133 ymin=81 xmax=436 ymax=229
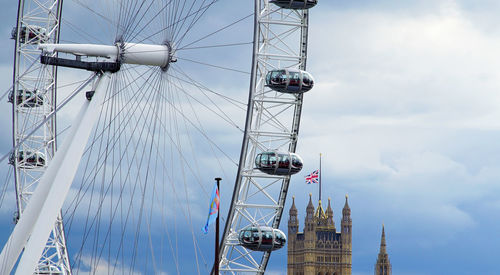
xmin=288 ymin=0 xmax=500 ymax=265
xmin=75 ymin=255 xmax=168 ymax=275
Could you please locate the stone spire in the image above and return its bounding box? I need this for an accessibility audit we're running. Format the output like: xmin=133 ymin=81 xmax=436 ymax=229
xmin=290 ymin=195 xmax=298 ymax=216
xmin=326 ymin=197 xmax=334 ymax=227
xmin=306 ymin=193 xmax=314 ymax=213
xmin=342 ymin=194 xmax=351 ymax=217
xmin=305 ymin=193 xmax=315 ymax=231
xmin=288 ymin=196 xmax=299 ymax=234
xmin=375 ymin=224 xmax=392 ymax=275
xmin=380 ymin=225 xmax=387 ymax=254
xmin=341 ymin=194 xmax=353 ymax=275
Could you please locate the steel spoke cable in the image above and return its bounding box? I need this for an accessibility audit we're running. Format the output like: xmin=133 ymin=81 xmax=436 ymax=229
xmin=62 ymin=68 xmax=158 ymax=224
xmin=72 ymin=0 xmax=119 ymax=43
xmin=175 ymin=56 xmax=249 ymax=75
xmin=166 ymin=68 xmax=197 ymax=274
xmin=170 ymin=0 xmax=189 ymax=41
xmin=0 ymin=74 xmax=97 ymax=164
xmin=61 ymin=18 xmax=107 ymax=45
xmin=125 ymin=0 xmax=175 ymax=43
xmin=172 ymin=0 xmax=211 ymax=45
xmin=65 ymin=69 xmax=159 ymax=229
xmin=167 ymin=71 xmax=243 ymax=134
xmin=177 ymin=41 xmax=253 ymax=51
xmin=85 ymin=69 xmax=179 ymax=274
xmin=125 ymin=69 xmax=164 ymax=273
xmin=177 ymin=12 xmax=253 ymax=50
xmin=64 ymin=70 xmax=152 ymax=231
xmin=121 ymin=0 xmax=147 ymax=40
xmin=158 ymin=72 xmax=181 ymax=273
xmin=70 ymin=70 xmax=159 ymax=272
xmin=130 ymin=68 xmax=239 ymax=168
xmin=123 ymin=0 xmax=158 ymax=42
xmin=165 ymin=72 xmax=207 ymax=275
xmin=0 ymin=166 xmax=13 ymax=212
xmin=169 ymin=71 xmax=233 ymax=202
xmin=171 ymin=65 xmax=246 ymax=116
xmin=91 ymin=75 xmax=125 ymax=272
xmin=71 ymin=76 xmax=113 ymax=272
xmin=124 ymin=68 xmax=212 ymax=196
xmin=132 ymin=0 xmax=218 ymax=46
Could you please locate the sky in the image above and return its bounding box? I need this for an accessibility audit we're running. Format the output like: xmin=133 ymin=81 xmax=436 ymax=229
xmin=2 ymin=0 xmax=500 ymax=274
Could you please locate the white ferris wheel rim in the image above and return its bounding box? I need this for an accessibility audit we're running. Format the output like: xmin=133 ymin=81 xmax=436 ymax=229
xmin=4 ymin=0 xmax=313 ymax=274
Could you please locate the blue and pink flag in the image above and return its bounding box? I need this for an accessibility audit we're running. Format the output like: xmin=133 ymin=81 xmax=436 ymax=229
xmin=202 ymin=182 xmax=220 ymax=234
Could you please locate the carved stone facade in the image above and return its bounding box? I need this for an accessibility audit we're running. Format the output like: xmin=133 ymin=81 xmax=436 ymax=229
xmin=287 ymin=194 xmax=352 ymax=275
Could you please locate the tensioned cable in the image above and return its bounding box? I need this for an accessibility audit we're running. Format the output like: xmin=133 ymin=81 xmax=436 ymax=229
xmin=101 ymin=65 xmax=227 ymax=274
xmin=0 ymin=56 xmax=41 ymax=102
xmin=171 ymin=64 xmax=246 ymax=109
xmin=167 ymin=72 xmax=243 ymax=132
xmin=176 ymin=57 xmax=249 ymax=75
xmin=164 ymin=66 xmax=202 ymax=275
xmin=0 ymin=74 xmax=97 ymax=164
xmin=168 ymin=69 xmax=234 ymax=201
xmin=0 ymin=86 xmax=13 ymax=102
xmin=177 ymin=41 xmax=253 ymax=51
xmin=125 ymin=66 xmax=239 ymax=168
xmin=163 ymin=66 xmax=247 ymax=107
xmin=45 ymin=1 xmax=260 ymax=270
xmin=124 ymin=0 xmax=175 ymax=43
xmin=70 ymin=69 xmax=161 ymax=272
xmin=72 ymin=0 xmax=117 ymax=43
xmin=177 ymin=12 xmax=253 ymax=50
xmin=0 ymin=166 xmax=13 ymax=212
xmin=61 ymin=18 xmax=107 ymax=45
xmin=132 ymin=0 xmax=219 ymax=46
xmin=172 ymin=0 xmax=212 ymax=46
xmin=65 ymin=67 xmax=209 ymax=274
xmin=63 ymin=67 xmax=158 ymax=224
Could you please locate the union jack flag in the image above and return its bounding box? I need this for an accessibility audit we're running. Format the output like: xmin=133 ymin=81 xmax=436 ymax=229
xmin=305 ymin=170 xmax=319 ymax=184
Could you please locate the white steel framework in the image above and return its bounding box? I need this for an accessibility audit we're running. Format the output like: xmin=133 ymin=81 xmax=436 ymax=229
xmin=10 ymin=0 xmax=71 ymax=274
xmin=3 ymin=0 xmax=313 ymax=274
xmin=219 ymin=1 xmax=311 ymax=274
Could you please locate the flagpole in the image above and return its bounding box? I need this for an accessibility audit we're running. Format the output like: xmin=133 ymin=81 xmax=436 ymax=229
xmin=215 ymin=177 xmax=221 ymax=275
xmin=319 ymin=153 xmax=322 ymax=202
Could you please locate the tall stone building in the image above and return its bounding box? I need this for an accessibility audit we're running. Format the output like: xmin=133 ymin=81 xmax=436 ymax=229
xmin=287 ymin=194 xmax=352 ymax=275
xmin=374 ymin=225 xmax=391 ymax=275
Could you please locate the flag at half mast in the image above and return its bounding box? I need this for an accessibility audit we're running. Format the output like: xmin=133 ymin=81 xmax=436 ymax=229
xmin=305 ymin=169 xmax=319 ymax=184
xmin=202 ymin=182 xmax=220 ymax=234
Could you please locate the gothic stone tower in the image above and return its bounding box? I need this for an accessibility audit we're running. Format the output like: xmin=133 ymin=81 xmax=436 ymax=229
xmin=374 ymin=225 xmax=392 ymax=275
xmin=288 ymin=194 xmax=352 ymax=275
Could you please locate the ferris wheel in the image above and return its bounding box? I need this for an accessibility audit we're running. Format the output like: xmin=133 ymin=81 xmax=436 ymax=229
xmin=1 ymin=0 xmax=317 ymax=274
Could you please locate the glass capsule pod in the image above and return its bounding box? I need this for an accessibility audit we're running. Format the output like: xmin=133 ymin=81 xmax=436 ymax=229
xmin=270 ymin=0 xmax=318 ymax=10
xmin=11 ymin=25 xmax=48 ymax=44
xmin=255 ymin=151 xmax=303 ymax=175
xmin=265 ymin=68 xmax=314 ymax=94
xmin=8 ymin=89 xmax=44 ymax=108
xmin=238 ymin=226 xmax=287 ymax=252
xmin=9 ymin=150 xmax=46 ymax=168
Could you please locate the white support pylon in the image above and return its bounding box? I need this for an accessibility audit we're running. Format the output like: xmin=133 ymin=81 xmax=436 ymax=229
xmin=0 ymin=73 xmax=111 ymax=274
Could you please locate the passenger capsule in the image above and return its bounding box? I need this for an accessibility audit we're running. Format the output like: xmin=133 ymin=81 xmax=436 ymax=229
xmin=11 ymin=25 xmax=48 ymax=44
xmin=270 ymin=0 xmax=318 ymax=10
xmin=8 ymin=89 xmax=44 ymax=107
xmin=266 ymin=68 xmax=314 ymax=94
xmin=238 ymin=226 xmax=287 ymax=252
xmin=255 ymin=151 xmax=303 ymax=175
xmin=9 ymin=150 xmax=46 ymax=168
